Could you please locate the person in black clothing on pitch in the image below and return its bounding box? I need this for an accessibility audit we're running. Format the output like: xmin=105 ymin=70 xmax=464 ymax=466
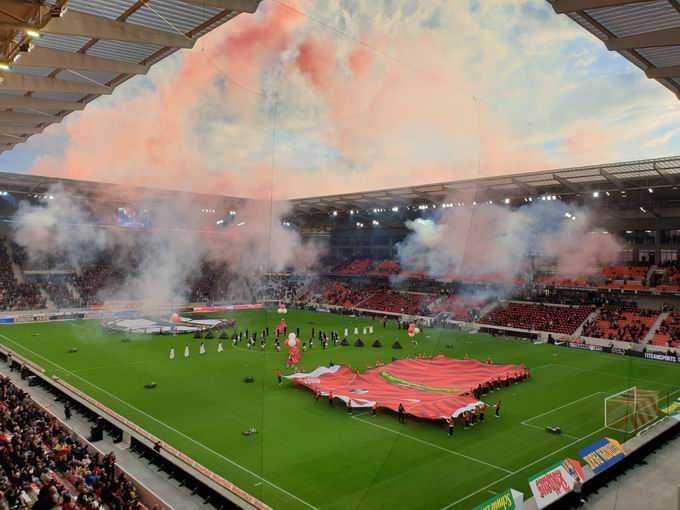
xmin=397 ymin=403 xmax=406 ymax=423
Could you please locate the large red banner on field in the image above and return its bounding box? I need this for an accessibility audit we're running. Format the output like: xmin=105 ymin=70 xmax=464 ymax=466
xmin=286 ymin=355 xmax=526 ymax=419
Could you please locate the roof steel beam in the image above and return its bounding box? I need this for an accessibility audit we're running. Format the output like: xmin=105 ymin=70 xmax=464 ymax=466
xmin=606 ymin=27 xmax=680 ymax=51
xmin=0 ymin=72 xmax=111 ymax=95
xmin=511 ymin=178 xmax=537 ymax=194
xmin=0 ymin=95 xmax=84 ymax=112
xmin=654 ymin=162 xmax=679 ymax=185
xmin=0 ymin=135 xmax=28 ymax=144
xmin=0 ymin=125 xmax=44 ymax=135
xmin=552 ymin=0 xmax=656 ymax=14
xmin=646 ymin=65 xmax=680 ymax=79
xmin=0 ymin=111 xmax=61 ymax=125
xmin=600 ymin=169 xmax=625 ymax=189
xmin=179 ymin=0 xmax=262 ymax=12
xmin=43 ymin=10 xmax=195 ymax=49
xmin=18 ymin=47 xmax=149 ymax=75
xmin=553 ymin=174 xmax=580 ymax=192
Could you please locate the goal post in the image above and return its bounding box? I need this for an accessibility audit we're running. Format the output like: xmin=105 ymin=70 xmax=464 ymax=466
xmin=604 ymin=387 xmax=660 ymax=433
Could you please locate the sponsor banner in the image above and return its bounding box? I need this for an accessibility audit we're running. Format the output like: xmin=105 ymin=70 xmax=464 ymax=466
xmin=661 ymin=401 xmax=680 ymax=421
xmin=528 ymin=462 xmax=575 ymax=509
xmin=15 ymin=314 xmax=50 ymax=323
xmin=562 ymin=458 xmax=585 ymax=482
xmin=642 ymin=351 xmax=679 ymax=363
xmin=0 ymin=317 xmax=14 ymax=324
xmin=192 ymin=304 xmax=264 ymax=312
xmin=472 ymin=488 xmax=524 ymax=510
xmin=568 ymin=342 xmax=603 ymax=352
xmin=579 ymin=438 xmax=625 ymax=475
xmin=558 ymin=341 xmax=680 ymax=364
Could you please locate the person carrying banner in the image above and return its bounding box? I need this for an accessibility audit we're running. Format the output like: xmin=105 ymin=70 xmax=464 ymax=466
xmin=347 ymin=399 xmax=353 ymax=415
xmin=446 ymin=416 xmax=454 ymax=436
xmin=276 ymin=369 xmax=282 ymax=385
xmin=397 ymin=403 xmax=405 ymax=423
xmin=328 ymin=391 xmax=334 ymax=407
xmin=372 ymin=402 xmax=377 ymax=417
xmin=480 ymin=403 xmax=486 ymax=422
xmin=495 ymin=400 xmax=501 ymax=418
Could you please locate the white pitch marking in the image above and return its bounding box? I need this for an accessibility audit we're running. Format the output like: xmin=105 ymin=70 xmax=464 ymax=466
xmin=351 ymin=415 xmax=512 ymax=474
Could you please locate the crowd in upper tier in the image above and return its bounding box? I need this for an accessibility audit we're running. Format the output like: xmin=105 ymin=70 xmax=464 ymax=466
xmin=1 ymin=238 xmax=679 ymax=345
xmin=0 ymin=374 xmax=150 ymax=510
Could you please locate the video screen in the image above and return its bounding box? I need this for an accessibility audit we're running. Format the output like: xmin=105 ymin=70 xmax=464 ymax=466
xmin=116 ymin=207 xmax=151 ymax=229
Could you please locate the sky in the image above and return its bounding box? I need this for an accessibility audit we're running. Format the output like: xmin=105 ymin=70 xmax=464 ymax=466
xmin=1 ymin=0 xmax=678 ymax=200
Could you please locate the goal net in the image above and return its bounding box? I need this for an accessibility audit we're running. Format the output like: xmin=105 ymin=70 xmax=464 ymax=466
xmin=604 ymin=387 xmax=659 ymax=433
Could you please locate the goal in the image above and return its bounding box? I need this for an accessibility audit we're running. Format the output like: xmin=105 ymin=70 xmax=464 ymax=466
xmin=604 ymin=387 xmax=659 ymax=433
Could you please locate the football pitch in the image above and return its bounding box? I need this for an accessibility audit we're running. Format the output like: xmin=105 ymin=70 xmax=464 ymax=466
xmin=1 ymin=309 xmax=679 ymax=510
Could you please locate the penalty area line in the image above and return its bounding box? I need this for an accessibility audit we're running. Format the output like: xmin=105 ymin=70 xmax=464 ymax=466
xmin=0 ymin=334 xmax=318 ymax=510
xmin=351 ymin=415 xmax=512 ymax=474
xmin=522 ymin=391 xmax=606 ymax=426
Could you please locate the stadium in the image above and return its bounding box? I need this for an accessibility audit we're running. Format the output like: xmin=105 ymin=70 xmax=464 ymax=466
xmin=0 ymin=1 xmax=679 ymax=510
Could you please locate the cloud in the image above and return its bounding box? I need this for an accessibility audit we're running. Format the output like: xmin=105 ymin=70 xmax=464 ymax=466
xmin=3 ymin=0 xmax=677 ymax=200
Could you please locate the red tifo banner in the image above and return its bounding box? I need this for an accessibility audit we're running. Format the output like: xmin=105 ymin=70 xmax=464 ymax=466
xmin=286 ymin=355 xmax=526 ymax=419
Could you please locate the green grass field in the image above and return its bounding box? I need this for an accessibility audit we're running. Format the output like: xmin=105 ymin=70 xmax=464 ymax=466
xmin=1 ymin=309 xmax=679 ymax=509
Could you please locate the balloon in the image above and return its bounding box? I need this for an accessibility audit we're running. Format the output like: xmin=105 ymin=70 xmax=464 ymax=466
xmin=409 ymin=332 xmax=415 ymax=337
xmin=170 ymin=313 xmax=181 ymax=324
xmin=288 ymin=332 xmax=296 ymax=341
xmin=414 ymin=327 xmax=420 ymax=334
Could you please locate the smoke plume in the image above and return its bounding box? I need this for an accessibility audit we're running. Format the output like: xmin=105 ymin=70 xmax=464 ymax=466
xmin=395 ymin=198 xmax=621 ymax=282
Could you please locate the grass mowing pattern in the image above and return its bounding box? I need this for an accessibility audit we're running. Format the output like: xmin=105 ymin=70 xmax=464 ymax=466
xmin=1 ymin=308 xmax=679 ymax=509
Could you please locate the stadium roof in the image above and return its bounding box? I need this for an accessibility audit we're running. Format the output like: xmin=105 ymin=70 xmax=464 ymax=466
xmin=290 ymin=155 xmax=680 ymax=220
xmin=0 ymin=0 xmax=262 ymax=153
xmin=548 ymin=0 xmax=680 ymax=98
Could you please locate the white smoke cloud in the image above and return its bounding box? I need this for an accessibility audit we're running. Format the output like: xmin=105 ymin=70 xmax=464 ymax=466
xmin=395 ymin=198 xmax=621 ymax=282
xmin=10 ymin=186 xmax=325 ymax=305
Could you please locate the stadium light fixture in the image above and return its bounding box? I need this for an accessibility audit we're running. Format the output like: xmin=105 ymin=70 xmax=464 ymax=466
xmin=592 ymin=191 xmax=599 ymax=198
xmin=332 ymin=211 xmax=338 ymax=217
xmin=552 ymin=195 xmax=557 ymax=200
xmin=48 ymin=195 xmax=54 ymax=200
xmin=639 ymin=207 xmax=646 ymax=213
xmin=0 ymin=63 xmax=10 ymax=71
xmin=349 ymin=210 xmax=355 ymax=215
xmin=356 ymin=222 xmax=363 ymax=227
xmin=605 ymin=191 xmax=610 ymax=196
xmin=472 ymin=201 xmax=477 ymax=206
xmin=237 ymin=221 xmax=246 ymax=227
xmin=25 ymin=29 xmax=41 ymax=38
xmin=565 ymin=212 xmax=571 ymax=218
xmin=216 ymin=219 xmax=224 ymax=225
xmin=488 ymin=200 xmax=493 ymax=204
xmin=648 ymin=188 xmax=653 ymax=193
xmin=372 ymin=220 xmax=379 ymax=226
xmin=504 ymin=198 xmax=510 ymax=204
xmin=51 ymin=5 xmax=67 ymax=17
